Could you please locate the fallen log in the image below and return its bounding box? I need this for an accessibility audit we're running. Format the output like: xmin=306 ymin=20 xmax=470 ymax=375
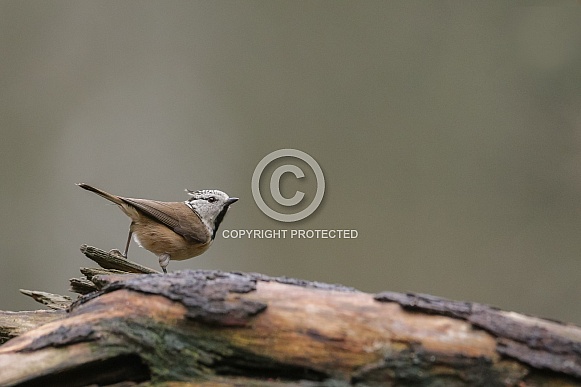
xmin=0 ymin=247 xmax=580 ymax=386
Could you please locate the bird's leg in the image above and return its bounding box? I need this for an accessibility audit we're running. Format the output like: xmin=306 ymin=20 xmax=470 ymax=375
xmin=108 ymin=228 xmax=132 ymax=259
xmin=159 ymin=253 xmax=170 ymax=274
xmin=122 ymin=229 xmax=133 ymax=258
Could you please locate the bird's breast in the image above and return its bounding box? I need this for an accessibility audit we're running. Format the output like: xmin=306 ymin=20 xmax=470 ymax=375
xmin=131 ymin=217 xmax=211 ymax=261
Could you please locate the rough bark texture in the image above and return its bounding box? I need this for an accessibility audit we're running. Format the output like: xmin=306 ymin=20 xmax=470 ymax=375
xmin=375 ymin=292 xmax=581 ymax=379
xmin=1 ymin=248 xmax=581 ymax=386
xmin=0 ymin=310 xmax=65 ymax=345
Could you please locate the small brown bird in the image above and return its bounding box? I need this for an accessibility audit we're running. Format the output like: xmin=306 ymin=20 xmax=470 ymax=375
xmin=77 ymin=183 xmax=238 ymax=273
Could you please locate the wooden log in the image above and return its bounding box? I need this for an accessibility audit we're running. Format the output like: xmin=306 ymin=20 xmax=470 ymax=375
xmin=1 ymin=269 xmax=580 ymax=386
xmin=0 ymin=310 xmax=65 ymax=345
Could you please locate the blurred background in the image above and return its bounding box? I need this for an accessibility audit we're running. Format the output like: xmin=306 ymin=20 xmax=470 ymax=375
xmin=2 ymin=1 xmax=581 ymax=324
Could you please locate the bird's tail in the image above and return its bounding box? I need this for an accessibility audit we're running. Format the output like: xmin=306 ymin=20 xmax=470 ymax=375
xmin=76 ymin=183 xmax=125 ymax=206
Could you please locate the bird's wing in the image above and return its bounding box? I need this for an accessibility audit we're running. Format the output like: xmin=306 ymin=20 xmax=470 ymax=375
xmin=121 ymin=198 xmax=210 ymax=244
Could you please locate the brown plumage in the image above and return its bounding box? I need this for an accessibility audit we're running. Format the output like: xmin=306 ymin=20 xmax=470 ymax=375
xmin=77 ymin=183 xmax=238 ymax=273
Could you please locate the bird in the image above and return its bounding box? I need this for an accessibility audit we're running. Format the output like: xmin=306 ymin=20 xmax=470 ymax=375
xmin=77 ymin=183 xmax=238 ymax=273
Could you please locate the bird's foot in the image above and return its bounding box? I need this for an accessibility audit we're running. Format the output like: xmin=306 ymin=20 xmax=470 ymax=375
xmin=159 ymin=253 xmax=170 ymax=274
xmin=108 ymin=249 xmax=127 ymax=259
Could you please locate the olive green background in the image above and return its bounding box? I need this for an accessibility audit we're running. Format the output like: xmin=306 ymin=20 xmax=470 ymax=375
xmin=2 ymin=1 xmax=581 ymax=324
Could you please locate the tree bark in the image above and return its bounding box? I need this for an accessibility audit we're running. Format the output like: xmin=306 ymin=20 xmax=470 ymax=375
xmin=1 ymin=249 xmax=581 ymax=386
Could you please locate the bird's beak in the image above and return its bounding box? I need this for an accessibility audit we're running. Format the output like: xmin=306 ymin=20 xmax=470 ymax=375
xmin=227 ymin=197 xmax=239 ymax=205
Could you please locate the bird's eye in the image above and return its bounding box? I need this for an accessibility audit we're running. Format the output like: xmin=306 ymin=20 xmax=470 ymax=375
xmin=207 ymin=197 xmax=216 ymax=203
